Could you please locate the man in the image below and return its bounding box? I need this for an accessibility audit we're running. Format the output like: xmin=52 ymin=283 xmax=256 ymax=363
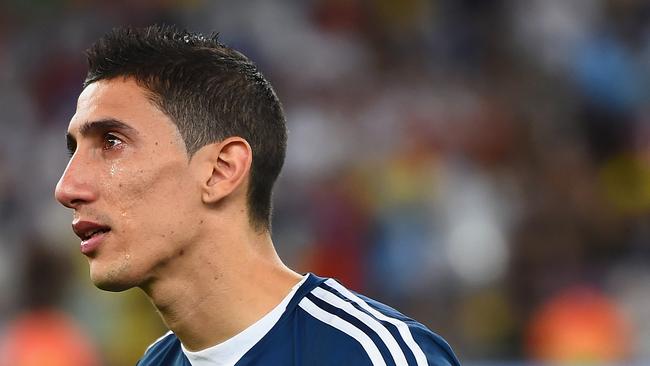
xmin=54 ymin=25 xmax=460 ymax=365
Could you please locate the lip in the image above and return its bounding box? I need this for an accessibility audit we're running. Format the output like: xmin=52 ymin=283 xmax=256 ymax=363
xmin=80 ymin=230 xmax=109 ymax=255
xmin=72 ymin=220 xmax=111 ymax=256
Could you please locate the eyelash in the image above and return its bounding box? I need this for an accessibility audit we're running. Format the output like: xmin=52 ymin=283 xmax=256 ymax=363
xmin=66 ymin=133 xmax=124 ymax=158
xmin=67 ymin=141 xmax=76 ymax=157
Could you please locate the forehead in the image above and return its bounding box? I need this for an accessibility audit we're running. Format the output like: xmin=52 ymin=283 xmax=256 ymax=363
xmin=69 ymin=78 xmax=180 ymax=140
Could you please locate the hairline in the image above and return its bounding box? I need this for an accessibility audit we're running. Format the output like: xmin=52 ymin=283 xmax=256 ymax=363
xmin=83 ymin=75 xmax=269 ymax=232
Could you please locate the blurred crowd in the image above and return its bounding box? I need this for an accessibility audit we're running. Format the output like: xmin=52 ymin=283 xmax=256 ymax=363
xmin=0 ymin=0 xmax=649 ymax=365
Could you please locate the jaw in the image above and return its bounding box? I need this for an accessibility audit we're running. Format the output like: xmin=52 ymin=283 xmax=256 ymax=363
xmin=88 ymin=254 xmax=139 ymax=292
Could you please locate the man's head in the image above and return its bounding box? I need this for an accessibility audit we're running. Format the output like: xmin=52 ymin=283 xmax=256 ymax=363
xmin=55 ymin=26 xmax=287 ymax=291
xmin=84 ymin=25 xmax=287 ymax=230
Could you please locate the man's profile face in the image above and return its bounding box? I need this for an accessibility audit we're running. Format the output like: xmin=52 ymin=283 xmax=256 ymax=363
xmin=55 ymin=78 xmax=203 ymax=291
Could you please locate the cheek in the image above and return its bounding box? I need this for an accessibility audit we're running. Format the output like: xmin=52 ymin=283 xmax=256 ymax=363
xmin=102 ymin=159 xmax=199 ymax=237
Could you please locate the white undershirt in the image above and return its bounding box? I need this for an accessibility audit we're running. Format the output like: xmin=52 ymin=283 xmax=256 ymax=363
xmin=180 ymin=274 xmax=309 ymax=366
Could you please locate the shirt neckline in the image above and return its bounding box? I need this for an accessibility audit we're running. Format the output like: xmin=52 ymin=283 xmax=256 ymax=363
xmin=180 ymin=274 xmax=309 ymax=366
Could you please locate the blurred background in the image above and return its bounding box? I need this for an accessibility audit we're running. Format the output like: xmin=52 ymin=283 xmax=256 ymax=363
xmin=0 ymin=0 xmax=649 ymax=365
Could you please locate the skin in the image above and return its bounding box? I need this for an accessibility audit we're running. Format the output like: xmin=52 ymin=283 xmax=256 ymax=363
xmin=55 ymin=77 xmax=302 ymax=351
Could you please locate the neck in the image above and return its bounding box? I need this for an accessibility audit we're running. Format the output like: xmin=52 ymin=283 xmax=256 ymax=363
xmin=140 ymin=223 xmax=302 ymax=351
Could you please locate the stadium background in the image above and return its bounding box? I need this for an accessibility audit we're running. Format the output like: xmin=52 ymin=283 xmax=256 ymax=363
xmin=0 ymin=0 xmax=649 ymax=365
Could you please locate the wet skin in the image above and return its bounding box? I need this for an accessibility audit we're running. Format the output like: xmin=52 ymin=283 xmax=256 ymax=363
xmin=55 ymin=78 xmax=204 ymax=291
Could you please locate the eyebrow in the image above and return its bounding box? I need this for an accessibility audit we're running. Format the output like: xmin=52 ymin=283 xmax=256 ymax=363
xmin=66 ymin=118 xmax=137 ymax=153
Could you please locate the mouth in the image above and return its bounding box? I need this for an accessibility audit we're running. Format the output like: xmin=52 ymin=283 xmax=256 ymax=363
xmin=79 ymin=227 xmax=111 ymax=241
xmin=72 ymin=220 xmax=112 ymax=255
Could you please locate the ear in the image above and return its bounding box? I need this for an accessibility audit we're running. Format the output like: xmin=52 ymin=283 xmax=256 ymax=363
xmin=197 ymin=137 xmax=252 ymax=204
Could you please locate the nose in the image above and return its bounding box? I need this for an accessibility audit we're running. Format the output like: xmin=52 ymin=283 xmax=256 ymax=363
xmin=55 ymin=155 xmax=97 ymax=209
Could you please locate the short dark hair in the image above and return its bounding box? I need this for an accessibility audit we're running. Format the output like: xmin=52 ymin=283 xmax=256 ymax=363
xmin=84 ymin=25 xmax=287 ymax=231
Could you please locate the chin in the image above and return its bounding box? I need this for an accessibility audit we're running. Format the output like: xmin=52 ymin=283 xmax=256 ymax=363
xmin=89 ymin=260 xmax=140 ymax=292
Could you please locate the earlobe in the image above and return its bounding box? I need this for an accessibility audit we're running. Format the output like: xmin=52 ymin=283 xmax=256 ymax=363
xmin=200 ymin=137 xmax=252 ymax=204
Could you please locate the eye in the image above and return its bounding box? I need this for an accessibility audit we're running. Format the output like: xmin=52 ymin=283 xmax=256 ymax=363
xmin=103 ymin=133 xmax=124 ymax=151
